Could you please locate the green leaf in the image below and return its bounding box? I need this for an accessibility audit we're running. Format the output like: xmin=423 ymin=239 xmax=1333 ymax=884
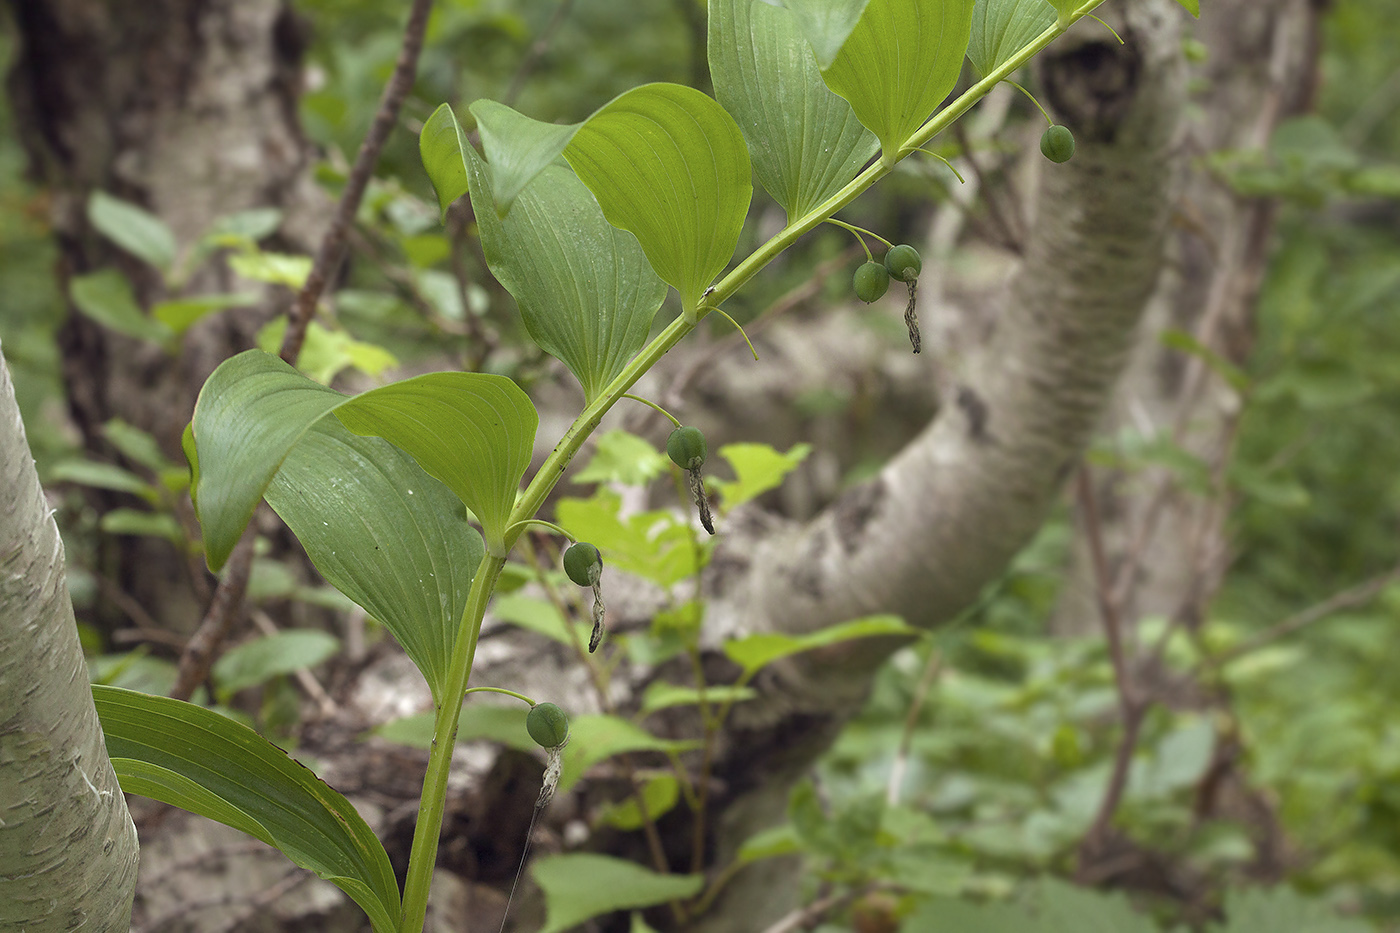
xmin=639 ymin=681 xmax=757 ymax=714
xmin=1172 ymin=0 xmax=1200 ymax=17
xmin=88 ymin=191 xmax=177 ymax=272
xmin=152 ymin=293 xmax=257 ymax=335
xmin=736 ymin=823 xmax=803 ymax=863
xmin=712 ymin=441 xmax=812 ymax=512
xmin=557 ymin=492 xmax=702 ymax=588
xmin=374 ymin=703 xmax=536 ymax=754
xmin=709 ymin=0 xmax=879 ymax=220
xmin=564 ymin=83 xmax=753 ymax=311
xmin=469 ymin=99 xmax=582 ymax=216
xmin=967 ymin=0 xmax=1057 ymax=77
xmin=69 ymin=270 xmax=174 ymax=345
xmin=559 ymin=714 xmax=698 ymax=793
xmin=48 ymin=459 xmax=156 ymax=499
xmin=533 ymin=854 xmax=703 ymax=933
xmin=723 ymin=614 xmax=913 ymax=676
xmin=419 ymin=103 xmax=473 ymax=220
xmin=94 ymin=685 xmax=400 ymax=933
xmin=784 ymin=0 xmax=872 ymax=66
xmin=190 ymin=350 xmax=346 ymax=570
xmin=212 ymin=630 xmax=340 ymax=698
xmin=598 ymin=775 xmax=681 ymax=830
xmin=228 ymin=251 xmax=312 ymax=289
xmin=105 ymin=419 xmax=175 ymax=472
xmin=491 ymin=593 xmax=591 ymax=647
xmin=816 ymin=0 xmax=977 ymax=157
xmin=265 ymin=419 xmax=484 ymax=701
xmin=257 ymin=318 xmax=399 ymax=384
xmin=1159 ymin=328 xmax=1249 ymax=392
xmin=462 ymin=143 xmax=667 ymax=402
xmin=573 ymin=430 xmax=670 ymax=487
xmin=99 ymin=509 xmax=184 ymax=544
xmin=333 ymin=372 xmax=538 ymax=554
xmin=1037 ymin=878 xmax=1158 ymax=933
xmin=205 ymin=207 xmax=284 ymax=244
xmin=1213 ymin=887 xmax=1371 ymax=933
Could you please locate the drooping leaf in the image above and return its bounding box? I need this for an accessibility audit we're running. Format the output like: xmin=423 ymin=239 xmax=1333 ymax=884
xmin=533 ymin=854 xmax=703 ymax=933
xmin=211 ymin=629 xmax=341 ymax=698
xmin=152 ymin=293 xmax=257 ymax=335
xmin=967 ymin=0 xmax=1057 ymax=76
xmin=333 ymin=372 xmax=538 ymax=554
xmin=94 ymin=685 xmax=400 ymax=933
xmin=723 ymin=614 xmax=914 ymax=676
xmin=816 ymin=0 xmax=978 ymax=157
xmin=88 ymin=191 xmax=178 ymax=272
xmin=564 ymin=83 xmax=753 ymax=311
xmin=469 ymin=99 xmax=582 ymax=216
xmin=69 ymin=270 xmax=173 ymax=345
xmin=99 ymin=509 xmax=185 ymax=544
xmin=462 ymin=143 xmax=667 ymax=402
xmin=419 ymin=103 xmax=473 ymax=220
xmin=709 ymin=0 xmax=878 ymax=220
xmin=190 ymin=350 xmax=345 ymax=570
xmin=264 ymin=419 xmax=484 ymax=702
xmin=48 ymin=459 xmax=156 ymax=499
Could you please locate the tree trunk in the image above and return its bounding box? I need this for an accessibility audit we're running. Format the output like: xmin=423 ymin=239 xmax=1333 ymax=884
xmin=5 ymin=0 xmax=322 ymax=633
xmin=0 ymin=344 xmax=139 ymax=931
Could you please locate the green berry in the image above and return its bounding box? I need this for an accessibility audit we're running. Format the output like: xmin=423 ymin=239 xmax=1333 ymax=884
xmin=666 ymin=425 xmax=707 ymax=471
xmin=884 ymin=244 xmax=922 ymax=283
xmin=563 ymin=542 xmax=602 ymax=587
xmin=853 ymin=261 xmax=890 ymax=303
xmin=1040 ymin=124 xmax=1075 ymax=163
xmin=526 ymin=702 xmax=570 ymax=749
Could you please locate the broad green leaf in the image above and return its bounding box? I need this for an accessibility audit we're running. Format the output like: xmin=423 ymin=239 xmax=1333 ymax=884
xmin=99 ymin=509 xmax=184 ymax=544
xmin=492 ymin=593 xmax=591 ymax=647
xmin=190 ymin=350 xmax=345 ymax=570
xmin=265 ymin=419 xmax=483 ymax=702
xmin=598 ymin=775 xmax=680 ymax=830
xmin=469 ymin=99 xmax=582 ymax=216
xmin=374 ymin=703 xmax=536 ymax=753
xmin=557 ymin=492 xmax=702 ymax=588
xmin=212 ymin=629 xmax=340 ymax=698
xmin=88 ymin=191 xmax=177 ymax=272
xmin=559 ymin=714 xmax=699 ymax=793
xmin=69 ymin=270 xmax=173 ymax=345
xmin=152 ymin=293 xmax=257 ymax=335
xmin=1213 ymin=887 xmax=1371 ymax=933
xmin=419 ymin=103 xmax=472 ymax=219
xmin=462 ymin=143 xmax=667 ymax=402
xmin=257 ymin=318 xmax=399 ymax=384
xmin=736 ymin=823 xmax=803 ymax=863
xmin=1046 ymin=0 xmax=1077 ymax=26
xmin=783 ymin=0 xmax=871 ymax=66
xmin=533 ymin=854 xmax=703 ymax=933
xmin=967 ymin=0 xmax=1057 ymax=76
xmin=1037 ymin=878 xmax=1157 ymax=933
xmin=712 ymin=441 xmax=812 ymax=513
xmin=334 ymin=372 xmax=537 ymax=554
xmin=1172 ymin=0 xmax=1200 ymax=15
xmin=723 ymin=614 xmax=913 ymax=675
xmin=817 ymin=0 xmax=977 ymax=157
xmin=94 ymin=685 xmax=400 ymax=933
xmin=564 ymin=83 xmax=753 ymax=311
xmin=105 ymin=419 xmax=174 ymax=472
xmin=709 ymin=0 xmax=878 ymax=220
xmin=205 ymin=207 xmax=284 ymax=243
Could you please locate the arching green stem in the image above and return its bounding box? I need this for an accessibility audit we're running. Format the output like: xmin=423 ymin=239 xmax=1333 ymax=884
xmin=503 ymin=518 xmax=574 ymax=543
xmin=1086 ymin=13 xmax=1124 ymax=44
xmin=824 ymin=217 xmax=892 ymax=258
xmin=463 ymin=686 xmax=537 ymax=706
xmin=704 ymin=305 xmax=760 ymax=361
xmin=1007 ymin=79 xmax=1055 ymax=126
xmin=911 ymin=147 xmax=967 ymax=184
xmin=622 ymin=393 xmax=683 ymax=428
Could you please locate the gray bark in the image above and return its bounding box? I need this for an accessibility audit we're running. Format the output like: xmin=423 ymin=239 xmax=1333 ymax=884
xmin=0 ymin=344 xmax=138 ymax=931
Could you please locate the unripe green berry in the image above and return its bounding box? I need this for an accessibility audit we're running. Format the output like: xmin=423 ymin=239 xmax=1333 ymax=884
xmin=853 ymin=261 xmax=890 ymax=303
xmin=1040 ymin=124 xmax=1075 ymax=163
xmin=563 ymin=542 xmax=602 ymax=587
xmin=666 ymin=425 xmax=707 ymax=471
xmin=884 ymin=244 xmax=922 ymax=283
xmin=526 ymin=702 xmax=570 ymax=749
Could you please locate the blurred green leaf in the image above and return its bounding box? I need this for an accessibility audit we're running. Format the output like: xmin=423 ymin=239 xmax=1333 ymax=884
xmin=88 ymin=191 xmax=177 ymax=272
xmin=228 ymin=251 xmax=313 ymax=289
xmin=723 ymin=614 xmax=913 ymax=676
xmin=533 ymin=854 xmax=702 ymax=933
xmin=712 ymin=442 xmax=813 ymax=512
xmin=69 ymin=270 xmax=173 ymax=345
xmin=559 ymin=714 xmax=698 ymax=793
xmin=99 ymin=509 xmax=184 ymax=544
xmin=374 ymin=703 xmax=535 ymax=754
xmin=48 ymin=459 xmax=155 ymax=499
xmin=639 ymin=681 xmax=757 ymax=714
xmin=574 ymin=430 xmax=669 ymax=487
xmin=598 ymin=775 xmax=680 ymax=830
xmin=152 ymin=293 xmax=257 ymax=335
xmin=212 ymin=630 xmax=340 ymax=698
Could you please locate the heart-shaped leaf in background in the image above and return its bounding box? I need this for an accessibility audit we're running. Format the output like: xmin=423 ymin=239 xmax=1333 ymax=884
xmin=469 ymin=99 xmax=582 ymax=217
xmin=564 ymin=83 xmax=753 ymax=311
xmin=461 ymin=143 xmax=667 ymax=402
xmin=95 ymin=685 xmax=401 ymax=933
xmin=967 ymin=0 xmax=1057 ymax=77
xmin=265 ymin=418 xmax=484 ymax=703
xmin=709 ymin=0 xmax=878 ymax=221
xmin=815 ymin=0 xmax=977 ymax=158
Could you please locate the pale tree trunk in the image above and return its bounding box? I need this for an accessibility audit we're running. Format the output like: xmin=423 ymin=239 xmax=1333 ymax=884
xmin=0 ymin=344 xmax=138 ymax=931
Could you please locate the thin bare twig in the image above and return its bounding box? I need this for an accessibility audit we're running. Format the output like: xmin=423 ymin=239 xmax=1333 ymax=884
xmin=1211 ymin=564 xmax=1400 ymax=668
xmin=172 ymin=0 xmax=436 ymax=702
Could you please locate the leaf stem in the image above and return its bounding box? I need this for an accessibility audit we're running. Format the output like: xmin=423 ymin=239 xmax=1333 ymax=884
xmin=1006 ymin=79 xmax=1054 ymax=127
xmin=622 ymin=393 xmax=683 ymax=428
xmin=463 ymin=686 xmax=537 ymax=706
xmin=502 ymin=518 xmax=574 ymax=542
